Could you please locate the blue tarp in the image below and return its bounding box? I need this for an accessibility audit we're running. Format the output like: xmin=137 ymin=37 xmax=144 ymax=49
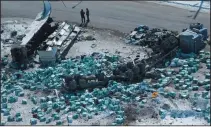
xmin=41 ymin=1 xmax=51 ymax=19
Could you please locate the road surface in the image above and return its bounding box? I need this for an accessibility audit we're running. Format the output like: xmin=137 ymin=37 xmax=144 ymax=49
xmin=1 ymin=1 xmax=210 ymax=34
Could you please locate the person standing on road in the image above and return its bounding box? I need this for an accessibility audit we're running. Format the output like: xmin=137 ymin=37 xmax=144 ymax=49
xmin=80 ymin=9 xmax=85 ymax=24
xmin=86 ymin=8 xmax=90 ymax=22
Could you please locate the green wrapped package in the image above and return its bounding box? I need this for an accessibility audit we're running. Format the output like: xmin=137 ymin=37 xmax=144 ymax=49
xmin=46 ymin=96 xmax=53 ymax=101
xmin=176 ymin=74 xmax=182 ymax=79
xmin=139 ymin=102 xmax=145 ymax=108
xmin=179 ymin=81 xmax=184 ymax=86
xmin=205 ymin=73 xmax=210 ymax=79
xmin=46 ymin=118 xmax=53 ymax=124
xmin=56 ymin=120 xmax=63 ymax=125
xmin=72 ymin=114 xmax=79 ymax=119
xmin=204 ymin=84 xmax=210 ymax=91
xmin=2 ymin=103 xmax=7 ymax=109
xmin=181 ymin=85 xmax=188 ymax=90
xmin=163 ymin=92 xmax=169 ymax=98
xmin=31 ymin=97 xmax=37 ymax=105
xmin=82 ymin=112 xmax=87 ymax=117
xmin=60 ymin=105 xmax=66 ymax=110
xmin=46 ymin=108 xmax=52 ymax=114
xmin=158 ymin=79 xmax=163 ymax=83
xmin=8 ymin=96 xmax=18 ymax=103
xmin=174 ymin=84 xmax=180 ymax=90
xmin=30 ymin=86 xmax=36 ymax=91
xmin=22 ymin=99 xmax=27 ymax=104
xmin=52 ymin=103 xmax=59 ymax=109
xmin=187 ymin=75 xmax=193 ymax=81
xmin=40 ymin=103 xmax=48 ymax=109
xmin=152 ymin=83 xmax=159 ymax=89
xmin=191 ymin=67 xmax=197 ymax=73
xmin=40 ymin=117 xmax=46 ymax=122
xmin=179 ymin=92 xmax=189 ymax=99
xmin=1 ymin=96 xmax=7 ymax=103
xmin=204 ymin=79 xmax=210 ymax=84
xmin=205 ymin=115 xmax=210 ymax=123
xmin=168 ymin=92 xmax=176 ymax=98
xmin=51 ymin=112 xmax=57 ymax=117
xmin=31 ymin=107 xmax=38 ymax=114
xmin=174 ymin=78 xmax=179 ymax=84
xmin=193 ymin=78 xmax=198 ymax=84
xmin=197 ymin=81 xmax=204 ymax=86
xmin=88 ymin=114 xmax=92 ymax=119
xmin=15 ymin=113 xmax=21 ymax=117
xmin=188 ymin=87 xmax=192 ymax=91
xmin=0 ymin=121 xmax=6 ymax=126
xmin=77 ymin=108 xmax=82 ymax=113
xmin=40 ymin=97 xmax=46 ymax=103
xmin=186 ymin=82 xmax=191 ymax=87
xmin=54 ymin=114 xmax=60 ymax=120
xmin=183 ymin=65 xmax=189 ymax=69
xmin=205 ymin=94 xmax=210 ymax=99
xmin=18 ymin=92 xmax=24 ymax=97
xmin=115 ymin=117 xmax=124 ymax=124
xmin=184 ymin=74 xmax=189 ymax=79
xmin=194 ymin=93 xmax=200 ymax=97
xmin=16 ymin=117 xmax=22 ymax=122
xmin=117 ymin=111 xmax=124 ymax=116
xmin=37 ymin=113 xmax=44 ymax=119
xmin=7 ymin=116 xmax=15 ymax=122
xmin=192 ymin=86 xmax=199 ymax=91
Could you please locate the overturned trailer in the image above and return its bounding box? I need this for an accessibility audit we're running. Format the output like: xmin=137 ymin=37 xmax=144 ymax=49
xmin=37 ymin=22 xmax=81 ymax=66
xmin=10 ymin=1 xmax=81 ymax=68
xmin=10 ymin=1 xmax=55 ymax=69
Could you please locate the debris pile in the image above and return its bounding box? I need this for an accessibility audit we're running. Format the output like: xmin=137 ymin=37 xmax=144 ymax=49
xmin=1 ymin=49 xmax=210 ymax=125
xmin=125 ymin=25 xmax=179 ymax=54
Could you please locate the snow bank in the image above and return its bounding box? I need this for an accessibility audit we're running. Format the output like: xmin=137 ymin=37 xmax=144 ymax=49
xmin=150 ymin=1 xmax=210 ymax=13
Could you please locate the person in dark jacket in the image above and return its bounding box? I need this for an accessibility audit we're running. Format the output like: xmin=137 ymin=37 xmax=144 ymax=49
xmin=86 ymin=8 xmax=90 ymax=22
xmin=80 ymin=9 xmax=85 ymax=24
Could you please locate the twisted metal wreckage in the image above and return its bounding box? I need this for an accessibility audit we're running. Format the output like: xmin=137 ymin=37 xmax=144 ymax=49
xmin=10 ymin=1 xmax=81 ymax=68
xmin=62 ymin=23 xmax=208 ymax=92
xmin=9 ymin=1 xmax=209 ymax=92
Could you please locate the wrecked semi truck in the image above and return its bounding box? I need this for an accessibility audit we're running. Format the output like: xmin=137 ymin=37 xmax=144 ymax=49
xmin=10 ymin=1 xmax=81 ymax=68
xmin=10 ymin=1 xmax=57 ymax=69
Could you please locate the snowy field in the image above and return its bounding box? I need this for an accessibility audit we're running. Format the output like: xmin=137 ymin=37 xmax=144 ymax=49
xmin=150 ymin=1 xmax=210 ymax=13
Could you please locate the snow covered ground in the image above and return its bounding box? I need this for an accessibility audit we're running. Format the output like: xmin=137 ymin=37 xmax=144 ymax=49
xmin=1 ymin=17 xmax=210 ymax=126
xmin=150 ymin=1 xmax=210 ymax=13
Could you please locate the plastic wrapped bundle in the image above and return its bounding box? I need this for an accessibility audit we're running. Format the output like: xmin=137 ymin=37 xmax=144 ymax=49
xmin=179 ymin=91 xmax=189 ymax=99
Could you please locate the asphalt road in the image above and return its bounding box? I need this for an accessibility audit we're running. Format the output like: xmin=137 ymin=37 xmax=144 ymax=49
xmin=1 ymin=1 xmax=210 ymax=34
